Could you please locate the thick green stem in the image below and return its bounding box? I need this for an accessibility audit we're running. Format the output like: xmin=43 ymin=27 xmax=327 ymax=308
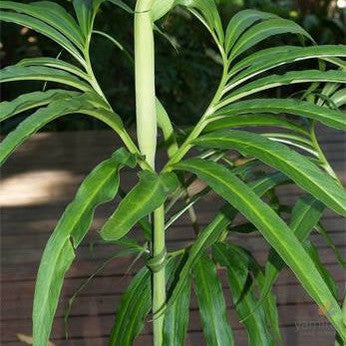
xmin=135 ymin=1 xmax=166 ymax=345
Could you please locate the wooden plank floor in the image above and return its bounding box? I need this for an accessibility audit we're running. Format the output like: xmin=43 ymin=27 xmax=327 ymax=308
xmin=1 ymin=129 xmax=345 ymax=345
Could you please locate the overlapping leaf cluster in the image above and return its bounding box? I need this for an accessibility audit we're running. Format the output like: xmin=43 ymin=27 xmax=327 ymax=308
xmin=1 ymin=0 xmax=345 ymax=345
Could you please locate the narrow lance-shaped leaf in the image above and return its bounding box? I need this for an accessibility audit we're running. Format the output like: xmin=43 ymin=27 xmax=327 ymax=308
xmin=33 ymin=148 xmax=135 ymax=346
xmin=221 ymin=70 xmax=346 ymax=105
xmin=174 ymin=158 xmax=345 ymax=337
xmin=205 ymin=113 xmax=306 ymax=134
xmin=212 ymin=243 xmax=274 ymax=345
xmin=230 ymin=18 xmax=313 ymax=60
xmin=100 ymin=171 xmax=179 ymax=241
xmin=109 ymin=267 xmax=152 ymax=346
xmin=0 ymin=1 xmax=85 ymax=49
xmin=0 ymin=93 xmax=110 ymax=165
xmin=0 ymin=11 xmax=85 ymax=66
xmin=225 ymin=9 xmax=278 ymax=53
xmin=0 ymin=89 xmax=80 ymax=122
xmin=164 ymin=171 xmax=288 ymax=313
xmin=212 ymin=98 xmax=346 ymax=131
xmin=259 ymin=195 xmax=325 ymax=314
xmin=193 ymin=254 xmax=235 ymax=346
xmin=229 ymin=45 xmax=346 ymax=81
xmin=0 ymin=65 xmax=91 ymax=91
xmin=196 ymin=130 xmax=346 ymax=215
xmin=163 ymin=258 xmax=191 ymax=346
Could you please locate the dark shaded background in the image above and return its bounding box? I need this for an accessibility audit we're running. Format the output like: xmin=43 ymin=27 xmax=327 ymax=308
xmin=1 ymin=0 xmax=345 ymax=133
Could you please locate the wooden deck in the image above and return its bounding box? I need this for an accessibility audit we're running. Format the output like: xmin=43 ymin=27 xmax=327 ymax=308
xmin=1 ymin=129 xmax=345 ymax=345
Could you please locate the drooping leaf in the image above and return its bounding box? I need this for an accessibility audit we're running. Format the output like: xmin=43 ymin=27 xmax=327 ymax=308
xmin=225 ymin=9 xmax=278 ymax=53
xmin=174 ymin=158 xmax=345 ymax=337
xmin=260 ymin=195 xmax=325 ymax=312
xmin=0 ymin=65 xmax=91 ymax=91
xmin=0 ymin=1 xmax=85 ymax=49
xmin=205 ymin=113 xmax=306 ymax=134
xmin=212 ymin=98 xmax=346 ymax=131
xmin=108 ymin=267 xmax=152 ymax=346
xmin=229 ymin=45 xmax=346 ymax=80
xmin=164 ymin=171 xmax=288 ymax=314
xmin=33 ymin=148 xmax=135 ymax=346
xmin=213 ymin=243 xmax=274 ymax=345
xmin=0 ymin=11 xmax=85 ymax=65
xmin=193 ymin=254 xmax=234 ymax=346
xmin=0 ymin=93 xmax=107 ymax=165
xmin=229 ymin=18 xmax=313 ymax=60
xmin=151 ymin=0 xmax=174 ymax=21
xmin=100 ymin=171 xmax=179 ymax=241
xmin=0 ymin=89 xmax=80 ymax=122
xmin=196 ymin=130 xmax=346 ymax=215
xmin=17 ymin=58 xmax=90 ymax=81
xmin=222 ymin=69 xmax=346 ymax=105
xmin=163 ymin=258 xmax=191 ymax=346
xmin=107 ymin=0 xmax=133 ymax=13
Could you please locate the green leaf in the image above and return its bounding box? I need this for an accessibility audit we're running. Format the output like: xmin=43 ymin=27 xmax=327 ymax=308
xmin=230 ymin=18 xmax=313 ymax=60
xmin=107 ymin=0 xmax=133 ymax=13
xmin=222 ymin=70 xmax=346 ymax=105
xmin=304 ymin=241 xmax=339 ymax=300
xmin=213 ymin=243 xmax=274 ymax=345
xmin=195 ymin=130 xmax=346 ymax=216
xmin=260 ymin=195 xmax=325 ymax=311
xmin=331 ymin=88 xmax=346 ymax=107
xmin=174 ymin=158 xmax=345 ymax=337
xmin=0 ymin=65 xmax=91 ymax=91
xmin=164 ymin=171 xmax=288 ymax=314
xmin=33 ymin=148 xmax=134 ymax=346
xmin=176 ymin=0 xmax=224 ymax=44
xmin=17 ymin=58 xmax=90 ymax=81
xmin=229 ymin=45 xmax=346 ymax=80
xmin=205 ymin=113 xmax=306 ymax=134
xmin=100 ymin=171 xmax=179 ymax=241
xmin=0 ymin=1 xmax=85 ymax=49
xmin=0 ymin=10 xmax=85 ymax=66
xmin=0 ymin=93 xmax=120 ymax=165
xmin=0 ymin=89 xmax=79 ymax=122
xmin=193 ymin=254 xmax=234 ymax=346
xmin=212 ymin=98 xmax=346 ymax=131
xmin=152 ymin=0 xmax=174 ymax=21
xmin=225 ymin=9 xmax=278 ymax=53
xmin=108 ymin=267 xmax=152 ymax=346
xmin=163 ymin=259 xmax=191 ymax=346
xmin=73 ymin=0 xmax=93 ymax=37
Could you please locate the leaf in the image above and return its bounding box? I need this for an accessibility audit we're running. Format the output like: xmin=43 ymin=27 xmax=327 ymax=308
xmin=229 ymin=45 xmax=346 ymax=80
xmin=0 ymin=89 xmax=79 ymax=122
xmin=212 ymin=243 xmax=274 ymax=345
xmin=331 ymin=88 xmax=346 ymax=107
xmin=0 ymin=1 xmax=85 ymax=49
xmin=163 ymin=259 xmax=191 ymax=346
xmin=33 ymin=149 xmax=135 ymax=346
xmin=107 ymin=0 xmax=133 ymax=13
xmin=100 ymin=171 xmax=179 ymax=241
xmin=304 ymin=241 xmax=339 ymax=300
xmin=222 ymin=69 xmax=346 ymax=105
xmin=212 ymin=98 xmax=346 ymax=131
xmin=225 ymin=9 xmax=278 ymax=53
xmin=0 ymin=65 xmax=91 ymax=91
xmin=17 ymin=58 xmax=90 ymax=81
xmin=108 ymin=267 xmax=152 ymax=346
xmin=0 ymin=93 xmax=122 ymax=165
xmin=230 ymin=18 xmax=313 ymax=60
xmin=260 ymin=195 xmax=325 ymax=311
xmin=164 ymin=171 xmax=288 ymax=314
xmin=195 ymin=130 xmax=346 ymax=216
xmin=176 ymin=0 xmax=224 ymax=44
xmin=205 ymin=113 xmax=306 ymax=134
xmin=152 ymin=0 xmax=174 ymax=21
xmin=193 ymin=254 xmax=235 ymax=346
xmin=0 ymin=11 xmax=85 ymax=65
xmin=73 ymin=0 xmax=93 ymax=37
xmin=174 ymin=158 xmax=345 ymax=337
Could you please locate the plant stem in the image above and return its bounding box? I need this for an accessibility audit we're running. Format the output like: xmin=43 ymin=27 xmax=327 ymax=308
xmin=134 ymin=1 xmax=166 ymax=345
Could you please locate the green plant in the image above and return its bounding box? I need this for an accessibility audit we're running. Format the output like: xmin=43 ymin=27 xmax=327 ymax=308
xmin=1 ymin=0 xmax=346 ymax=345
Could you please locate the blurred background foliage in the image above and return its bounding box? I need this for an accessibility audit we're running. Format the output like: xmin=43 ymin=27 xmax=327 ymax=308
xmin=1 ymin=0 xmax=345 ymax=133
